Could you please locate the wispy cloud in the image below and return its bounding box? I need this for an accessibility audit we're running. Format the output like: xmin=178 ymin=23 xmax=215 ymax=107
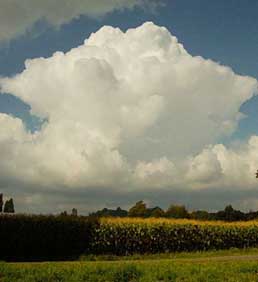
xmin=0 ymin=0 xmax=159 ymax=43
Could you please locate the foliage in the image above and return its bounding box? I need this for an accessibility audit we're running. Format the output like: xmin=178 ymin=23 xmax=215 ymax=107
xmin=128 ymin=201 xmax=148 ymax=217
xmin=3 ymin=198 xmax=15 ymax=213
xmin=90 ymin=207 xmax=128 ymax=217
xmin=165 ymin=205 xmax=189 ymax=219
xmin=0 ymin=214 xmax=99 ymax=261
xmin=0 ymin=193 xmax=3 ymax=213
xmin=215 ymin=205 xmax=245 ymax=221
xmin=72 ymin=208 xmax=78 ymax=216
xmin=147 ymin=207 xmax=165 ymax=218
xmin=4 ymin=212 xmax=258 ymax=262
xmin=92 ymin=201 xmax=258 ymax=222
xmin=91 ymin=217 xmax=258 ymax=255
xmin=190 ymin=210 xmax=210 ymax=220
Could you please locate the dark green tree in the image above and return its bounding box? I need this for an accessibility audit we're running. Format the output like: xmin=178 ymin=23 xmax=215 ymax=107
xmin=0 ymin=193 xmax=3 ymax=213
xmin=72 ymin=208 xmax=78 ymax=216
xmin=216 ymin=205 xmax=244 ymax=221
xmin=4 ymin=198 xmax=15 ymax=213
xmin=60 ymin=211 xmax=68 ymax=216
xmin=90 ymin=207 xmax=128 ymax=217
xmin=115 ymin=207 xmax=128 ymax=217
xmin=148 ymin=207 xmax=165 ymax=218
xmin=165 ymin=204 xmax=189 ymax=219
xmin=190 ymin=210 xmax=209 ymax=220
xmin=128 ymin=201 xmax=148 ymax=217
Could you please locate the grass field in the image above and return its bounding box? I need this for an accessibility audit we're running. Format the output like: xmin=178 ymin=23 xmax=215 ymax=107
xmin=2 ymin=260 xmax=258 ymax=282
xmin=79 ymin=247 xmax=258 ymax=261
xmin=2 ymin=249 xmax=258 ymax=282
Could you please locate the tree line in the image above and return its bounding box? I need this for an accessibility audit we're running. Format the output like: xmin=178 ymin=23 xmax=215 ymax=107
xmin=3 ymin=193 xmax=258 ymax=222
xmin=90 ymin=200 xmax=258 ymax=222
xmin=0 ymin=194 xmax=15 ymax=213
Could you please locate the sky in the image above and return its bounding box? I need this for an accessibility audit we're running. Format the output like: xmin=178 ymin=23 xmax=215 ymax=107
xmin=1 ymin=0 xmax=258 ymax=214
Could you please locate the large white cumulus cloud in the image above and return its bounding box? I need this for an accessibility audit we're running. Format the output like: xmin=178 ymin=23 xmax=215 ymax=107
xmin=0 ymin=22 xmax=258 ymax=198
xmin=0 ymin=0 xmax=158 ymax=43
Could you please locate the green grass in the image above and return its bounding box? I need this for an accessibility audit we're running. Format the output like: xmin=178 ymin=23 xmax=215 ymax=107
xmin=79 ymin=247 xmax=258 ymax=261
xmin=2 ymin=253 xmax=258 ymax=282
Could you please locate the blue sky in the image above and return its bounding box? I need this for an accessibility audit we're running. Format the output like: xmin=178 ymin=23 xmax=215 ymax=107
xmin=1 ymin=0 xmax=258 ymax=213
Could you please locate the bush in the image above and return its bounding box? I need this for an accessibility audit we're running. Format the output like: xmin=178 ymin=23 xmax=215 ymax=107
xmin=0 ymin=214 xmax=99 ymax=261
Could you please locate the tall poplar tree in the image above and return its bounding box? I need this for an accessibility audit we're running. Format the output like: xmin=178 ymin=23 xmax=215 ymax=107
xmin=0 ymin=193 xmax=3 ymax=213
xmin=4 ymin=198 xmax=15 ymax=213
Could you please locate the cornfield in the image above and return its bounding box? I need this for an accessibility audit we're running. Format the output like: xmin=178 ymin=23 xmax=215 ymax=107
xmin=90 ymin=217 xmax=258 ymax=255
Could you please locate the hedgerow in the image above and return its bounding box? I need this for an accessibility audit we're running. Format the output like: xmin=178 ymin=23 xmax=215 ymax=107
xmin=0 ymin=214 xmax=99 ymax=261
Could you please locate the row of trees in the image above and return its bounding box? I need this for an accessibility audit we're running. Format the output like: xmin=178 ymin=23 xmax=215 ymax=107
xmin=60 ymin=208 xmax=78 ymax=217
xmin=90 ymin=201 xmax=258 ymax=222
xmin=2 ymin=194 xmax=258 ymax=222
xmin=0 ymin=194 xmax=15 ymax=213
